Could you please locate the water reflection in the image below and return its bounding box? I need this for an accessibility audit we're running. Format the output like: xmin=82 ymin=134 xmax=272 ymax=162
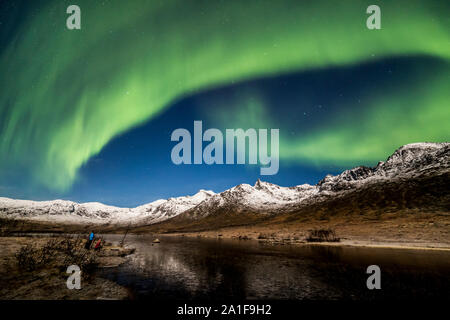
xmin=101 ymin=235 xmax=450 ymax=300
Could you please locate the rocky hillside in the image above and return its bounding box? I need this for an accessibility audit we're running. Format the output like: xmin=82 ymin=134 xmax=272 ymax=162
xmin=0 ymin=143 xmax=449 ymax=231
xmin=144 ymin=142 xmax=450 ymax=232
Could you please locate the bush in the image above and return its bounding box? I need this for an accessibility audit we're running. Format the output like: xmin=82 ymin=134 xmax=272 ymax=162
xmin=15 ymin=245 xmax=39 ymax=271
xmin=306 ymin=228 xmax=340 ymax=242
xmin=15 ymin=235 xmax=98 ymax=273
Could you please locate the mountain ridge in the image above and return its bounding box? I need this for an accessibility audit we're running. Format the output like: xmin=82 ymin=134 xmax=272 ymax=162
xmin=1 ymin=142 xmax=449 ymax=228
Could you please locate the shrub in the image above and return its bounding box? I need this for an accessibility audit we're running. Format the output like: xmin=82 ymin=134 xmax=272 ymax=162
xmin=15 ymin=244 xmax=39 ymax=271
xmin=15 ymin=236 xmax=98 ymax=273
xmin=306 ymin=228 xmax=340 ymax=242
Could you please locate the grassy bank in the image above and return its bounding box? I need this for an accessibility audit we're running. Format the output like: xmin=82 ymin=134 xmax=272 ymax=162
xmin=0 ymin=235 xmax=134 ymax=300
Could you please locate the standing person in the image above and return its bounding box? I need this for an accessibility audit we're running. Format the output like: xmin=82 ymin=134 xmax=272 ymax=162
xmin=85 ymin=231 xmax=94 ymax=249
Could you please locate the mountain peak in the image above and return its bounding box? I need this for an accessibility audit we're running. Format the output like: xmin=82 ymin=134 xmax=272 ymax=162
xmin=191 ymin=189 xmax=215 ymax=200
xmin=254 ymin=178 xmax=263 ymax=188
xmin=387 ymin=142 xmax=449 ymax=161
xmin=254 ymin=179 xmax=277 ymax=189
xmin=197 ymin=189 xmax=215 ymax=195
xmin=394 ymin=142 xmax=449 ymax=157
xmin=1 ymin=142 xmax=448 ymax=226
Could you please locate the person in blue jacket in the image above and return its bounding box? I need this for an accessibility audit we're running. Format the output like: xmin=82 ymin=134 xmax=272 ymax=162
xmin=85 ymin=232 xmax=95 ymax=249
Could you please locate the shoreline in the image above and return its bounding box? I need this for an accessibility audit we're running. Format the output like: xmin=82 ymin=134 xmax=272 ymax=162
xmin=2 ymin=213 xmax=449 ymax=253
xmin=158 ymin=224 xmax=450 ymax=251
xmin=162 ymin=233 xmax=450 ymax=251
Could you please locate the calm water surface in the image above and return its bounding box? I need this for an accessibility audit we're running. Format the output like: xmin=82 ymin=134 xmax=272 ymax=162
xmin=101 ymin=235 xmax=450 ymax=300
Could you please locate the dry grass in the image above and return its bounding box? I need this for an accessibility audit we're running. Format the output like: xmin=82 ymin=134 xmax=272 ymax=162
xmin=15 ymin=235 xmax=98 ymax=273
xmin=0 ymin=236 xmax=134 ymax=299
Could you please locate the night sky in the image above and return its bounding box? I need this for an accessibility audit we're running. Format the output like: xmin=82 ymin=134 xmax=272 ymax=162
xmin=0 ymin=0 xmax=449 ymax=207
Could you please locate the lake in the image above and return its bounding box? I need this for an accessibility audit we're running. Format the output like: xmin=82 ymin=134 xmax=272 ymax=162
xmin=101 ymin=235 xmax=450 ymax=300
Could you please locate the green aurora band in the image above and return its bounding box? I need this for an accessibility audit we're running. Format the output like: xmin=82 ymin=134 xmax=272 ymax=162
xmin=280 ymin=61 xmax=450 ymax=166
xmin=0 ymin=0 xmax=449 ymax=191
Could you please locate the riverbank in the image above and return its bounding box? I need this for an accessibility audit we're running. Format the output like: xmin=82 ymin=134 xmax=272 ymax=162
xmin=0 ymin=236 xmax=134 ymax=300
xmin=161 ymin=215 xmax=450 ymax=251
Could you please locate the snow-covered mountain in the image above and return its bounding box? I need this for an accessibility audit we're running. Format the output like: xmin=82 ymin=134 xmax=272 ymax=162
xmin=317 ymin=142 xmax=450 ymax=192
xmin=0 ymin=189 xmax=216 ymax=225
xmin=174 ymin=142 xmax=449 ymax=221
xmin=0 ymin=142 xmax=448 ymax=226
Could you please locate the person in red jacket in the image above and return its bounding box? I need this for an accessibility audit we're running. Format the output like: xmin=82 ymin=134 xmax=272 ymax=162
xmin=94 ymin=238 xmax=102 ymax=250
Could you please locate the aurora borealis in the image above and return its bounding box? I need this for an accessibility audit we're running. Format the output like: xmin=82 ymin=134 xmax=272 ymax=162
xmin=0 ymin=0 xmax=449 ymax=205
